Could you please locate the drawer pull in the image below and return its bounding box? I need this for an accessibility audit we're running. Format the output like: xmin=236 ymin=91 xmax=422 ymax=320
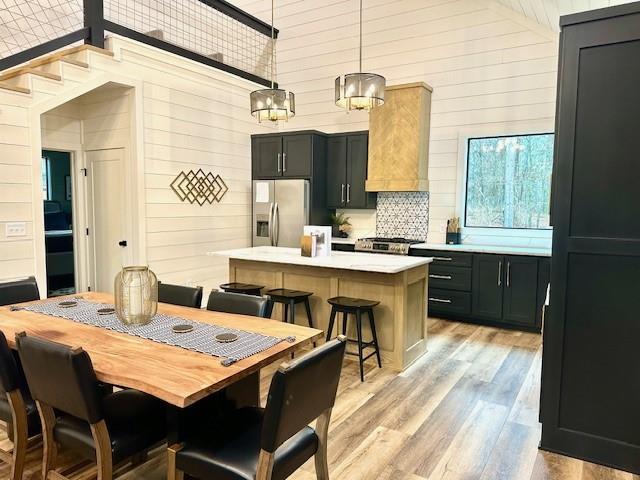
xmin=429 ymin=274 xmax=452 ymax=280
xmin=433 ymin=257 xmax=453 ymax=261
xmin=429 ymin=297 xmax=452 ymax=304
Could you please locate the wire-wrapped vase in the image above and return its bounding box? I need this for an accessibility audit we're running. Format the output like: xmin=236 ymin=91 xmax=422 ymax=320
xmin=114 ymin=266 xmax=158 ymax=325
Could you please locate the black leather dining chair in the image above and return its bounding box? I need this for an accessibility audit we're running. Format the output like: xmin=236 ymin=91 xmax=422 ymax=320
xmin=0 ymin=331 xmax=41 ymax=480
xmin=206 ymin=291 xmax=272 ymax=318
xmin=168 ymin=337 xmax=346 ymax=480
xmin=158 ymin=282 xmax=203 ymax=308
xmin=15 ymin=333 xmax=167 ymax=480
xmin=0 ymin=277 xmax=40 ymax=307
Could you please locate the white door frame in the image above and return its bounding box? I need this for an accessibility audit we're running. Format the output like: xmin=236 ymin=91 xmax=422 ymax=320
xmin=30 ymin=74 xmax=146 ymax=295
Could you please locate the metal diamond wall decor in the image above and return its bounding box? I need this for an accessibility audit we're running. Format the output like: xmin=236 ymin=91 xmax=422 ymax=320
xmin=170 ymin=169 xmax=228 ymax=206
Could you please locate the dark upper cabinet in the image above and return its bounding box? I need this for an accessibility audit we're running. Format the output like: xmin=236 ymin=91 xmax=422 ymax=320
xmin=282 ymin=135 xmax=312 ymax=178
xmin=471 ymin=254 xmax=504 ymax=321
xmin=327 ymin=136 xmax=347 ymax=208
xmin=252 ymin=136 xmax=282 ymax=178
xmin=252 ymin=133 xmax=316 ymax=179
xmin=502 ymin=256 xmax=538 ymax=326
xmin=326 ymin=132 xmax=375 ymax=209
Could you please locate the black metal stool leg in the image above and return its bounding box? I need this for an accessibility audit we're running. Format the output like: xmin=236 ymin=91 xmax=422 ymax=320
xmin=283 ymin=303 xmax=289 ymax=323
xmin=368 ymin=309 xmax=382 ymax=368
xmin=355 ymin=310 xmax=365 ymax=382
xmin=326 ymin=307 xmax=337 ymax=342
xmin=342 ymin=312 xmax=348 ymax=336
xmin=289 ymin=299 xmax=296 ymax=325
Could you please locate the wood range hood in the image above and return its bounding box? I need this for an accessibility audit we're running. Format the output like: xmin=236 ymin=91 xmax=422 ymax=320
xmin=366 ymin=82 xmax=433 ymax=192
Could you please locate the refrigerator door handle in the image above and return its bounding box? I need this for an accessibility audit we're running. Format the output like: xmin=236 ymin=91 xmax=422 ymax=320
xmin=274 ymin=202 xmax=280 ymax=246
xmin=268 ymin=202 xmax=275 ymax=246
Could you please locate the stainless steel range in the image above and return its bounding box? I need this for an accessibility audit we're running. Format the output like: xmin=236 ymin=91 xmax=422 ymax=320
xmin=354 ymin=237 xmax=422 ymax=255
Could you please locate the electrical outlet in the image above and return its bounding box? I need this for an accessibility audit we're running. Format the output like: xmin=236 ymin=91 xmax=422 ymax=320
xmin=6 ymin=222 xmax=27 ymax=237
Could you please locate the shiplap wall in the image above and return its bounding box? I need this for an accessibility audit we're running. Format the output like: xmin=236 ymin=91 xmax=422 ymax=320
xmin=233 ymin=0 xmax=559 ymax=243
xmin=0 ymin=36 xmax=274 ymax=295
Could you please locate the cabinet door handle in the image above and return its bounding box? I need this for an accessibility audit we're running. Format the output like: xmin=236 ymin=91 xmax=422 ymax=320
xmin=346 ymin=183 xmax=351 ymax=203
xmin=433 ymin=256 xmax=453 ymax=262
xmin=277 ymin=153 xmax=281 ymax=173
xmin=282 ymin=152 xmax=287 ymax=172
xmin=429 ymin=297 xmax=452 ymax=304
xmin=506 ymin=261 xmax=511 ymax=287
xmin=429 ymin=274 xmax=452 ymax=280
xmin=341 ymin=184 xmax=345 ymax=203
xmin=498 ymin=261 xmax=502 ymax=286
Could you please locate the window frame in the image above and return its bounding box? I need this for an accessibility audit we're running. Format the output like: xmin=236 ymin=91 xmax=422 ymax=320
xmin=454 ymin=131 xmax=555 ymax=242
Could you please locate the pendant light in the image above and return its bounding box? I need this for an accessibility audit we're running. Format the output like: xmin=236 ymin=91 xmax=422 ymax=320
xmin=335 ymin=0 xmax=385 ymax=111
xmin=250 ymin=0 xmax=295 ymax=123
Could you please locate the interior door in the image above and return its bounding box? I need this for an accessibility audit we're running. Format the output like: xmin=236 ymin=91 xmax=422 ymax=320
xmin=471 ymin=254 xmax=504 ymax=321
xmin=326 ymin=136 xmax=347 ymax=208
xmin=87 ymin=149 xmax=127 ymax=293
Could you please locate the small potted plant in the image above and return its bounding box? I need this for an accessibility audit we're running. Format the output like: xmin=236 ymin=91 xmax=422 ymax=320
xmin=330 ymin=212 xmax=351 ymax=238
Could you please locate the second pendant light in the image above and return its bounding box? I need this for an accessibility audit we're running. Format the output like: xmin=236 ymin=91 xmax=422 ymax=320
xmin=335 ymin=0 xmax=386 ymax=111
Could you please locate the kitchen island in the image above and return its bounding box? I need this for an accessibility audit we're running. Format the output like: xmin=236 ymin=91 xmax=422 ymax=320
xmin=210 ymin=246 xmax=432 ymax=371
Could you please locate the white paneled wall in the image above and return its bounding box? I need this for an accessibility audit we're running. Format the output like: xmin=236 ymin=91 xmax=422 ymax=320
xmin=0 ymin=36 xmax=274 ymax=295
xmin=233 ymin=0 xmax=559 ymax=243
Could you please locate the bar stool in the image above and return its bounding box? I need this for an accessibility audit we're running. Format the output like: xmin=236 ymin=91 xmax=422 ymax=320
xmin=219 ymin=282 xmax=264 ymax=296
xmin=326 ymin=296 xmax=382 ymax=382
xmin=265 ymin=288 xmax=315 ymax=329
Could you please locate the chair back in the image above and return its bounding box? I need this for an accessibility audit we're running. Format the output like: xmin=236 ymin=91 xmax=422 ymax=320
xmin=158 ymin=282 xmax=203 ymax=308
xmin=206 ymin=291 xmax=271 ymax=318
xmin=0 ymin=277 xmax=40 ymax=306
xmin=16 ymin=334 xmax=104 ymax=424
xmin=0 ymin=331 xmax=21 ymax=394
xmin=261 ymin=337 xmax=346 ymax=453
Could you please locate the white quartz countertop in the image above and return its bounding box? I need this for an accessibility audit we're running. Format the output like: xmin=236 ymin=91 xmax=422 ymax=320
xmin=410 ymin=243 xmax=551 ymax=257
xmin=209 ymin=246 xmax=432 ymax=274
xmin=331 ymin=237 xmax=357 ymax=245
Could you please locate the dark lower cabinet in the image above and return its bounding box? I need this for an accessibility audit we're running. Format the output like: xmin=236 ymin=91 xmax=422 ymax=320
xmin=471 ymin=254 xmax=504 ymax=321
xmin=502 ymin=256 xmax=538 ymax=326
xmin=413 ymin=249 xmax=548 ymax=333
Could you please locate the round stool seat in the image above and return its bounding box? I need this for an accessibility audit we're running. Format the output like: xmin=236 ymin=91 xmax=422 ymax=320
xmin=327 ymin=296 xmax=380 ymax=309
xmin=265 ymin=288 xmax=313 ymax=299
xmin=220 ymin=283 xmax=264 ymax=295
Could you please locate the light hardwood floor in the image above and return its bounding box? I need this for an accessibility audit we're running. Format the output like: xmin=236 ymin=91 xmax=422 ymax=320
xmin=1 ymin=318 xmax=637 ymax=480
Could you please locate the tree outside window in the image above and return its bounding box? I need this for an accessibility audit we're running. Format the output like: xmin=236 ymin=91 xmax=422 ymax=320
xmin=465 ymin=134 xmax=554 ymax=230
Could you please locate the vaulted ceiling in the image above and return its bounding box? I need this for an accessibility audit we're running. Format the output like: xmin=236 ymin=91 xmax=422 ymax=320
xmin=477 ymin=0 xmax=633 ymax=31
xmin=234 ymin=0 xmax=638 ymax=33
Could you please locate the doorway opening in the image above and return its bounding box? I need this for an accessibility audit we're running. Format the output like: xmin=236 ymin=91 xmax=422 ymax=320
xmin=41 ymin=150 xmax=75 ymax=297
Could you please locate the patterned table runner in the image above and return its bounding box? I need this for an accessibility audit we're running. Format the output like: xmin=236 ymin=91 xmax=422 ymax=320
xmin=19 ymin=298 xmax=293 ymax=366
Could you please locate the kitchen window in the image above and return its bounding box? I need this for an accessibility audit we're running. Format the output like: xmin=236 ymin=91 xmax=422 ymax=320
xmin=464 ymin=133 xmax=554 ymax=230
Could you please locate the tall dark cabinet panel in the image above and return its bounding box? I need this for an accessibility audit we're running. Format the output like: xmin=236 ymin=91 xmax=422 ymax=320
xmin=541 ymin=4 xmax=640 ymax=474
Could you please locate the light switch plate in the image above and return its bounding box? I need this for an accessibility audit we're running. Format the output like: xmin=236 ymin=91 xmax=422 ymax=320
xmin=6 ymin=222 xmax=27 ymax=237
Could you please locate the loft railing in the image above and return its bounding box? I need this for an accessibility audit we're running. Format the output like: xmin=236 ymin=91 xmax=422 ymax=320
xmin=0 ymin=0 xmax=276 ymax=87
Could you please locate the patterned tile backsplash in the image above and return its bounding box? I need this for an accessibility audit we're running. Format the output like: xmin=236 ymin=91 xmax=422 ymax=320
xmin=376 ymin=192 xmax=429 ymax=241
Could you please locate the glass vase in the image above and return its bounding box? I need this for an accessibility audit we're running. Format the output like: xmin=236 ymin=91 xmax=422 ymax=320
xmin=114 ymin=266 xmax=158 ymax=326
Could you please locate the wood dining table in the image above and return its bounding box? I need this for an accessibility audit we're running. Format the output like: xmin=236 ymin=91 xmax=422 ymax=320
xmin=0 ymin=292 xmax=323 ymax=442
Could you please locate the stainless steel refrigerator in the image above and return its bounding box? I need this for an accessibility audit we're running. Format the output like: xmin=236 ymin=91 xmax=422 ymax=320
xmin=253 ymin=179 xmax=309 ymax=247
